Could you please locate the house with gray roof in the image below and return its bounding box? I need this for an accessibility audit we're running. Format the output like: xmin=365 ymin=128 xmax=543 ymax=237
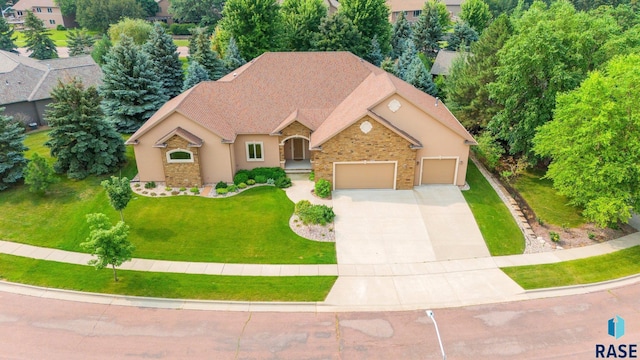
xmin=0 ymin=50 xmax=102 ymax=126
xmin=430 ymin=50 xmax=465 ymax=76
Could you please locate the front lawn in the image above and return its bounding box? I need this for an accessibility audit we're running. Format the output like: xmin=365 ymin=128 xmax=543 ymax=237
xmin=0 ymin=131 xmax=335 ymax=264
xmin=462 ymin=161 xmax=525 ymax=255
xmin=501 ymin=246 xmax=640 ymax=289
xmin=0 ymin=254 xmax=336 ymax=301
xmin=513 ymin=171 xmax=585 ymax=227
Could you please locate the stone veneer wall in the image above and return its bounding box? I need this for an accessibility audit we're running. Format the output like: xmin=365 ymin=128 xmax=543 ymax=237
xmin=278 ymin=121 xmax=313 ymax=163
xmin=313 ymin=117 xmax=416 ymax=190
xmin=161 ymin=135 xmax=203 ymax=187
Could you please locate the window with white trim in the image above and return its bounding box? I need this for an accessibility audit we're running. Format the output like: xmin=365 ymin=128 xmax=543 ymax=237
xmin=246 ymin=142 xmax=264 ymax=161
xmin=49 ymin=19 xmax=55 ymax=24
xmin=47 ymin=7 xmax=53 ymax=13
xmin=166 ymin=149 xmax=194 ymax=163
xmin=36 ymin=7 xmax=42 ymax=12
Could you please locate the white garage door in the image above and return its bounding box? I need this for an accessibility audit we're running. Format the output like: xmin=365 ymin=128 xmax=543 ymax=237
xmin=334 ymin=162 xmax=396 ymax=190
xmin=421 ymin=158 xmax=457 ymax=185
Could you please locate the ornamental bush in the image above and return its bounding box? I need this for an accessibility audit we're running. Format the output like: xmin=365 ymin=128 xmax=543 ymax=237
xmin=275 ymin=176 xmax=292 ymax=188
xmin=233 ymin=171 xmax=249 ymax=185
xmin=238 ymin=182 xmax=247 ymax=189
xmin=215 ymin=181 xmax=228 ymax=189
xmin=247 ymin=179 xmax=256 ymax=185
xmin=254 ymin=175 xmax=267 ymax=184
xmin=295 ymin=200 xmax=335 ymax=225
xmin=314 ymin=179 xmax=331 ymax=198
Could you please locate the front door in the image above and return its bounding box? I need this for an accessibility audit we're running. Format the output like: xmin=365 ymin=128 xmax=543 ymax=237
xmin=292 ymin=138 xmax=305 ymax=160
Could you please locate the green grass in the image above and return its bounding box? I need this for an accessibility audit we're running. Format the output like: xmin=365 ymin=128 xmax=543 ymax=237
xmin=462 ymin=162 xmax=525 ymax=255
xmin=173 ymin=39 xmax=189 ymax=47
xmin=501 ymin=246 xmax=640 ymax=289
xmin=15 ymin=29 xmax=72 ymax=47
xmin=2 ymin=131 xmax=335 ymax=264
xmin=513 ymin=171 xmax=585 ymax=227
xmin=0 ymin=254 xmax=336 ymax=301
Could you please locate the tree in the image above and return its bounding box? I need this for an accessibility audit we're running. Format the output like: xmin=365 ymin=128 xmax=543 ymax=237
xmin=183 ymin=60 xmax=210 ymax=90
xmin=168 ymin=0 xmax=225 ymax=26
xmin=313 ymin=12 xmax=366 ymax=56
xmin=217 ymin=0 xmax=284 ymax=60
xmin=380 ymin=57 xmax=396 ymax=75
xmin=108 ymin=18 xmax=153 ymax=45
xmin=67 ymin=28 xmax=95 ymax=56
xmin=23 ymin=11 xmax=57 ymax=60
xmin=223 ymin=37 xmax=246 ymax=71
xmin=136 ymin=0 xmax=159 ymax=17
xmin=188 ymin=27 xmax=227 ymax=80
xmin=364 ymin=35 xmax=383 ymax=66
xmin=395 ymin=38 xmax=417 ymax=79
xmin=91 ymin=34 xmax=112 ymax=65
xmin=81 ymin=213 xmax=134 ymax=282
xmin=24 ymin=153 xmax=56 ymax=195
xmin=390 ymin=11 xmax=411 ymax=59
xmin=75 ymin=0 xmax=145 ymax=32
xmin=412 ymin=1 xmax=442 ymax=58
xmin=54 ymin=0 xmax=77 ymax=16
xmin=101 ymin=176 xmax=133 ymax=222
xmin=0 ymin=16 xmax=17 ymax=53
xmin=338 ymin=0 xmax=391 ymax=54
xmin=45 ymin=79 xmax=126 ymax=179
xmin=143 ymin=23 xmax=184 ymax=99
xmin=100 ymin=36 xmax=168 ymax=133
xmin=0 ymin=110 xmax=27 ymax=191
xmin=281 ymin=0 xmax=326 ymax=51
xmin=446 ymin=21 xmax=479 ymax=51
xmin=460 ymin=0 xmax=492 ymax=34
xmin=405 ymin=56 xmax=437 ymax=96
xmin=534 ymin=54 xmax=640 ymax=227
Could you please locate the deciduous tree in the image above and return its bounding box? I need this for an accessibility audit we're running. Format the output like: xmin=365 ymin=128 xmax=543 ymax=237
xmin=143 ymin=23 xmax=184 ymax=99
xmin=101 ymin=176 xmax=133 ymax=222
xmin=24 ymin=11 xmax=57 ymax=60
xmin=281 ymin=0 xmax=326 ymax=51
xmin=108 ymin=18 xmax=153 ymax=45
xmin=338 ymin=0 xmax=391 ymax=54
xmin=76 ymin=0 xmax=145 ymax=32
xmin=168 ymin=0 xmax=225 ymax=26
xmin=313 ymin=12 xmax=366 ymax=56
xmin=81 ymin=213 xmax=134 ymax=282
xmin=460 ymin=0 xmax=492 ymax=33
xmin=0 ymin=110 xmax=27 ymax=191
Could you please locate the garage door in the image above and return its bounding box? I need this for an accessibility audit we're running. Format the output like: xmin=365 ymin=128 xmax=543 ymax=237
xmin=334 ymin=162 xmax=396 ymax=190
xmin=421 ymin=159 xmax=457 ymax=184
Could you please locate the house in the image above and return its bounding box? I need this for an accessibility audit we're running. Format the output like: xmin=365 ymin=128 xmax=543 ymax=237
xmin=430 ymin=50 xmax=465 ymax=76
xmin=0 ymin=50 xmax=102 ymax=125
xmin=147 ymin=0 xmax=173 ymax=25
xmin=8 ymin=0 xmax=77 ymax=29
xmin=388 ymin=0 xmax=464 ymax=23
xmin=125 ymin=52 xmax=476 ymax=190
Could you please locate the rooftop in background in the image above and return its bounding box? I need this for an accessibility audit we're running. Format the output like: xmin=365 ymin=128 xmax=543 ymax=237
xmin=430 ymin=50 xmax=466 ymax=76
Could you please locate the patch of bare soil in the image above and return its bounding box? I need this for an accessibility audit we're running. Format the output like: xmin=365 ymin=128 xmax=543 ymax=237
xmin=529 ymin=220 xmax=636 ymax=249
xmin=289 ymin=215 xmax=335 ymax=242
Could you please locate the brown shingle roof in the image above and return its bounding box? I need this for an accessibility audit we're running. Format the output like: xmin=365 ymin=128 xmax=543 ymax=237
xmin=155 ymin=127 xmax=203 ymax=147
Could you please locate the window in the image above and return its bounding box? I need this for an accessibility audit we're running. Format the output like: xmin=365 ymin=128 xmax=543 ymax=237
xmin=166 ymin=149 xmax=194 ymax=163
xmin=413 ymin=10 xmax=422 ymax=17
xmin=246 ymin=142 xmax=264 ymax=161
xmin=17 ymin=11 xmax=23 ymax=16
xmin=49 ymin=19 xmax=55 ymax=24
xmin=36 ymin=7 xmax=41 ymax=12
xmin=47 ymin=8 xmax=53 ymax=13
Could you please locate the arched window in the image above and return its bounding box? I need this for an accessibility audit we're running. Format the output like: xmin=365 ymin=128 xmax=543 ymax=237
xmin=166 ymin=149 xmax=194 ymax=163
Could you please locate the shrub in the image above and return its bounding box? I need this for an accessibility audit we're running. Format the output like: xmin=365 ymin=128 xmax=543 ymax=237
xmin=144 ymin=181 xmax=156 ymax=189
xmin=134 ymin=183 xmax=141 ymax=188
xmin=266 ymin=178 xmax=275 ymax=185
xmin=150 ymin=192 xmax=157 ymax=196
xmin=295 ymin=201 xmax=335 ymax=225
xmin=171 ymin=190 xmax=180 ymax=195
xmin=215 ymin=181 xmax=228 ymax=189
xmin=309 ymin=171 xmax=315 ymax=181
xmin=216 ymin=188 xmax=229 ymax=195
xmin=251 ymin=167 xmax=285 ymax=181
xmin=549 ymin=231 xmax=560 ymax=243
xmin=179 ymin=187 xmax=187 ymax=191
xmin=315 ymin=179 xmax=331 ymax=198
xmin=169 ymin=23 xmax=197 ymax=35
xmin=160 ymin=193 xmax=166 ymax=196
xmin=275 ymin=176 xmax=292 ymax=188
xmin=246 ymin=179 xmax=256 ymax=185
xmin=238 ymin=182 xmax=247 ymax=189
xmin=588 ymin=232 xmax=596 ymax=240
xmin=254 ymin=175 xmax=267 ymax=184
xmin=295 ymin=200 xmax=312 ymax=213
xmin=473 ymin=132 xmax=504 ymax=171
xmin=56 ymin=25 xmax=66 ymax=31
xmin=165 ymin=187 xmax=172 ymax=191
xmin=227 ymin=184 xmax=238 ymax=192
xmin=190 ymin=187 xmax=200 ymax=195
xmin=233 ymin=172 xmax=249 ymax=185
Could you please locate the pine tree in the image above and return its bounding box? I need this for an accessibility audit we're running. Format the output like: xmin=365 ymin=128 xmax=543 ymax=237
xmin=339 ymin=0 xmax=391 ymax=54
xmin=446 ymin=22 xmax=479 ymax=51
xmin=24 ymin=153 xmax=57 ymax=194
xmin=188 ymin=27 xmax=227 ymax=80
xmin=67 ymin=28 xmax=96 ymax=56
xmin=412 ymin=2 xmax=442 ymax=58
xmin=45 ymin=78 xmax=126 ymax=179
xmin=0 ymin=110 xmax=28 ymax=191
xmin=183 ymin=60 xmax=210 ymax=91
xmin=406 ymin=56 xmax=437 ymax=96
xmin=143 ymin=23 xmax=184 ymax=99
xmin=0 ymin=16 xmax=18 ymax=53
xmin=396 ymin=39 xmax=417 ymax=79
xmin=365 ymin=35 xmax=383 ymax=66
xmin=281 ymin=0 xmax=326 ymax=51
xmin=91 ymin=34 xmax=112 ymax=65
xmin=390 ymin=12 xmax=412 ymax=60
xmin=223 ymin=37 xmax=246 ymax=72
xmin=380 ymin=57 xmax=396 ymax=75
xmin=313 ymin=12 xmax=366 ymax=57
xmin=24 ymin=11 xmax=58 ymax=60
xmin=100 ymin=35 xmax=169 ymax=133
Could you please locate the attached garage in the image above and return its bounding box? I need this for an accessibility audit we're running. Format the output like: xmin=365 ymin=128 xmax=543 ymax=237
xmin=334 ymin=162 xmax=396 ymax=190
xmin=420 ymin=158 xmax=458 ymax=185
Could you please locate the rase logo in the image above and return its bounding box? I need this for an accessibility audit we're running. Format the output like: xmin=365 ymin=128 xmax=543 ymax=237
xmin=596 ymin=315 xmax=637 ymax=359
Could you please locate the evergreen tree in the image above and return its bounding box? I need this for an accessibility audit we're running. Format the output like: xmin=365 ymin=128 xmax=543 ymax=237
xmin=188 ymin=27 xmax=227 ymax=80
xmin=446 ymin=22 xmax=479 ymax=51
xmin=143 ymin=23 xmax=184 ymax=99
xmin=390 ymin=11 xmax=412 ymax=59
xmin=24 ymin=11 xmax=58 ymax=60
xmin=396 ymin=38 xmax=417 ymax=79
xmin=0 ymin=110 xmax=27 ymax=191
xmin=281 ymin=0 xmax=326 ymax=51
xmin=183 ymin=61 xmax=210 ymax=90
xmin=405 ymin=56 xmax=437 ymax=96
xmin=24 ymin=153 xmax=57 ymax=195
xmin=67 ymin=28 xmax=95 ymax=57
xmin=365 ymin=35 xmax=383 ymax=66
xmin=339 ymin=0 xmax=391 ymax=54
xmin=380 ymin=57 xmax=396 ymax=75
xmin=412 ymin=1 xmax=442 ymax=58
xmin=313 ymin=12 xmax=366 ymax=56
xmin=100 ymin=36 xmax=168 ymax=133
xmin=0 ymin=16 xmax=17 ymax=53
xmin=91 ymin=34 xmax=112 ymax=66
xmin=223 ymin=37 xmax=246 ymax=71
xmin=45 ymin=78 xmax=126 ymax=179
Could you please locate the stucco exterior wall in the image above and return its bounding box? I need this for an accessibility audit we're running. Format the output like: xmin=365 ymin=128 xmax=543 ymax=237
xmin=131 ymin=112 xmax=233 ymax=184
xmin=372 ymin=94 xmax=471 ymax=186
xmin=314 ymin=117 xmax=416 ymax=190
xmin=232 ymin=134 xmax=281 ymax=171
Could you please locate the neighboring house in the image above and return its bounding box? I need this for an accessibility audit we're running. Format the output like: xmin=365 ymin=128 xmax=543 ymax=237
xmin=126 ymin=52 xmax=476 ymax=190
xmin=430 ymin=50 xmax=464 ymax=76
xmin=277 ymin=0 xmax=339 ymax=13
xmin=148 ymin=0 xmax=173 ymax=25
xmin=0 ymin=50 xmax=102 ymax=126
xmin=388 ymin=0 xmax=464 ymax=23
xmin=8 ymin=0 xmax=77 ymax=29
